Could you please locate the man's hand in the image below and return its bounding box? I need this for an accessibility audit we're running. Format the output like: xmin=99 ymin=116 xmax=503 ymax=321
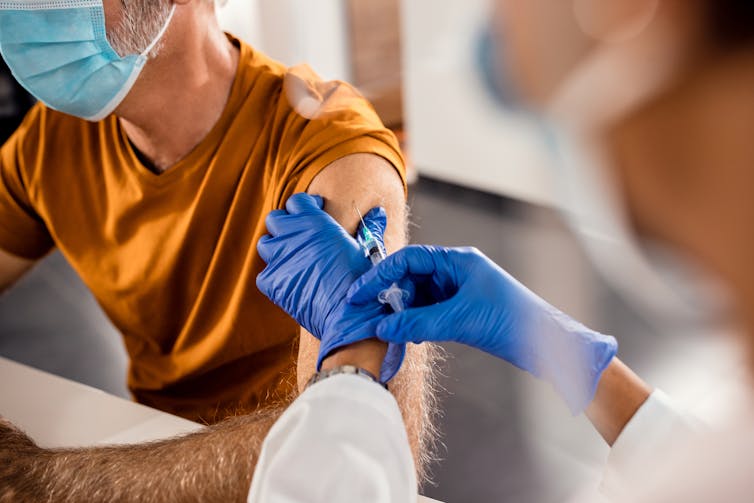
xmin=256 ymin=193 xmax=405 ymax=382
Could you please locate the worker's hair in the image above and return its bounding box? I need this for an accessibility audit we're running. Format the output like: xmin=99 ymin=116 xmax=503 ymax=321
xmin=706 ymin=0 xmax=754 ymax=47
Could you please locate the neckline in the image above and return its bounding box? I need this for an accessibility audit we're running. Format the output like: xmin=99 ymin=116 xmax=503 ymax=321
xmin=116 ymin=35 xmax=248 ymax=188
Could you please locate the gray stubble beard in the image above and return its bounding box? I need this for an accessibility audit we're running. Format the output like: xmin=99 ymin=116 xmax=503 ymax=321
xmin=107 ymin=0 xmax=173 ymax=58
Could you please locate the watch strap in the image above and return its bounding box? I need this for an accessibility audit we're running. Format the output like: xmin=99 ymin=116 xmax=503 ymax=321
xmin=306 ymin=365 xmax=387 ymax=390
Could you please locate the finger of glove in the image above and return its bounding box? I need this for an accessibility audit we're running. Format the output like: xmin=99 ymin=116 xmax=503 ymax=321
xmin=361 ymin=207 xmax=387 ymax=244
xmin=256 ymin=233 xmax=304 ymax=267
xmin=375 ymin=301 xmax=455 ymax=344
xmin=347 ymin=245 xmax=443 ymax=305
xmin=285 ymin=192 xmax=325 ymax=214
xmin=256 ymin=234 xmax=277 ymax=264
xmin=264 ymin=210 xmax=293 ymax=237
xmin=255 ymin=265 xmax=277 ymax=301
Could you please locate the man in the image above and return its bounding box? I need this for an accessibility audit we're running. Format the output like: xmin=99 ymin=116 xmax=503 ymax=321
xmin=0 ymin=0 xmax=436 ymax=498
xmin=251 ymin=0 xmax=754 ymax=501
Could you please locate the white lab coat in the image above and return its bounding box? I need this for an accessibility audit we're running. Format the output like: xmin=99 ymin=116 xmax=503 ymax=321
xmin=247 ymin=373 xmax=746 ymax=503
xmin=247 ymin=374 xmax=417 ymax=503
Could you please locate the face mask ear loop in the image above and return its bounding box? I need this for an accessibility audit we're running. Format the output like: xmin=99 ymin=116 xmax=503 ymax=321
xmin=83 ymin=3 xmax=176 ymax=121
xmin=141 ymin=3 xmax=177 ymax=58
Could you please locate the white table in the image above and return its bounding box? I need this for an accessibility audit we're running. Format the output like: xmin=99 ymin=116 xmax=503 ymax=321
xmin=0 ymin=356 xmax=203 ymax=447
xmin=0 ymin=356 xmax=440 ymax=502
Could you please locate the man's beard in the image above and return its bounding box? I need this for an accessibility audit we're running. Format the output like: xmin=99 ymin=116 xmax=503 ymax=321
xmin=108 ymin=0 xmax=173 ymax=58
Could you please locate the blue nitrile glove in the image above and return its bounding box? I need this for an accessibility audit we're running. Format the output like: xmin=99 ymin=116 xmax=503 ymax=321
xmin=348 ymin=245 xmax=618 ymax=413
xmin=256 ymin=193 xmax=406 ymax=383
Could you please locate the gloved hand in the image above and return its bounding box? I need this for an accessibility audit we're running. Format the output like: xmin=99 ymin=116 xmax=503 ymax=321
xmin=348 ymin=245 xmax=617 ymax=413
xmin=256 ymin=193 xmax=405 ymax=383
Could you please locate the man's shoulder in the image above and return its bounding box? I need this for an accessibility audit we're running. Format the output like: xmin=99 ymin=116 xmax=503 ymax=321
xmin=235 ymin=39 xmax=378 ymax=124
xmin=235 ymin=39 xmax=287 ymax=90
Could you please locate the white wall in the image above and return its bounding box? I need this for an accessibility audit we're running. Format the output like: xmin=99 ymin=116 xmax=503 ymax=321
xmin=216 ymin=0 xmax=263 ymax=47
xmin=401 ymin=0 xmax=556 ymax=206
xmin=217 ymin=0 xmax=351 ymax=82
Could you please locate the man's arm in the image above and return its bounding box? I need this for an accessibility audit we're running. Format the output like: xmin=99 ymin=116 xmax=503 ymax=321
xmin=0 ymin=248 xmax=34 ymax=295
xmin=0 ymin=411 xmax=279 ymax=502
xmin=298 ymin=153 xmax=439 ymax=482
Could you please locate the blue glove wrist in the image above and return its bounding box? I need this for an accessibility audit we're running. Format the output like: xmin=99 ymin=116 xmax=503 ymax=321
xmin=532 ymin=319 xmax=618 ymax=414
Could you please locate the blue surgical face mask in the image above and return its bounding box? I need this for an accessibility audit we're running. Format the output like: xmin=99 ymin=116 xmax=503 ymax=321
xmin=0 ymin=0 xmax=175 ymax=121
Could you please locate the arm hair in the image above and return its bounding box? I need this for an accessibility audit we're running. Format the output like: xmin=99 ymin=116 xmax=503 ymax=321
xmin=0 ymin=410 xmax=279 ymax=503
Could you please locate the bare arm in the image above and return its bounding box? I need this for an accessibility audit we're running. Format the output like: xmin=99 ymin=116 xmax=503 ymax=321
xmin=585 ymin=358 xmax=652 ymax=446
xmin=0 ymin=412 xmax=278 ymax=503
xmin=298 ymin=153 xmax=439 ymax=483
xmin=0 ymin=248 xmax=34 ymax=295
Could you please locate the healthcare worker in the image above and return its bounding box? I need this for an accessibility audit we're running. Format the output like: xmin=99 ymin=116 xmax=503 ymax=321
xmin=253 ymin=0 xmax=754 ymax=501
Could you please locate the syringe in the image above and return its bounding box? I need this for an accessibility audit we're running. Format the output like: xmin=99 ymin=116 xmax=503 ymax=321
xmin=355 ymin=207 xmax=407 ymax=313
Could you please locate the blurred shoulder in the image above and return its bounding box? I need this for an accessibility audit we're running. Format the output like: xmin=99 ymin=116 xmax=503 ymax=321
xmin=235 ymin=38 xmax=381 ymax=126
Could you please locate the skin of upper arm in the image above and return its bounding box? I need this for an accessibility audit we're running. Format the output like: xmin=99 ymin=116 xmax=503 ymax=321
xmin=296 ymin=154 xmax=435 ymax=479
xmin=0 ymin=248 xmax=35 ymax=295
xmin=295 ymin=153 xmax=408 ymax=392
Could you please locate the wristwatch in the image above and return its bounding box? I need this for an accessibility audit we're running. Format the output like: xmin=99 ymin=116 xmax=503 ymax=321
xmin=306 ymin=365 xmax=387 ymax=390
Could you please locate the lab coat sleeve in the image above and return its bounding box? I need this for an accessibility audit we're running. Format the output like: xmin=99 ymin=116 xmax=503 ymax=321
xmin=600 ymin=389 xmax=703 ymax=500
xmin=247 ymin=374 xmax=418 ymax=503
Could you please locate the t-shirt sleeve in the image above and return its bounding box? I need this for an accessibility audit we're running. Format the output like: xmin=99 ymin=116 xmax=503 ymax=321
xmin=0 ymin=105 xmax=54 ymax=259
xmin=270 ymin=65 xmax=407 ymax=208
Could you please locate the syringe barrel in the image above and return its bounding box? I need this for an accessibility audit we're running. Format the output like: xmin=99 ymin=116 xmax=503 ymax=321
xmin=367 ymin=243 xmax=387 ymax=266
xmin=385 ymin=291 xmax=405 ymax=313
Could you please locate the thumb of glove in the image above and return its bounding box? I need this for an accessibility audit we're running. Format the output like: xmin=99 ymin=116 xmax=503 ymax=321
xmin=376 ymin=302 xmax=452 ymax=344
xmin=380 ymin=342 xmax=406 ymax=383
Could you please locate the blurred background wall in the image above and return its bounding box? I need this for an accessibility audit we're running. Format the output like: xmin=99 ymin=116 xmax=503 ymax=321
xmin=215 ymin=0 xmax=555 ymax=205
xmin=216 ymin=0 xmax=351 ymax=82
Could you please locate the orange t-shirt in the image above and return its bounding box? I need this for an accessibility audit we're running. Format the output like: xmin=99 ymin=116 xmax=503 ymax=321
xmin=0 ymin=37 xmax=405 ymax=423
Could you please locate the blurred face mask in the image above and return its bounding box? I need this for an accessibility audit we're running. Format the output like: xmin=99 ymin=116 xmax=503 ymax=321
xmin=477 ymin=6 xmax=730 ymax=328
xmin=0 ymin=0 xmax=176 ymax=121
